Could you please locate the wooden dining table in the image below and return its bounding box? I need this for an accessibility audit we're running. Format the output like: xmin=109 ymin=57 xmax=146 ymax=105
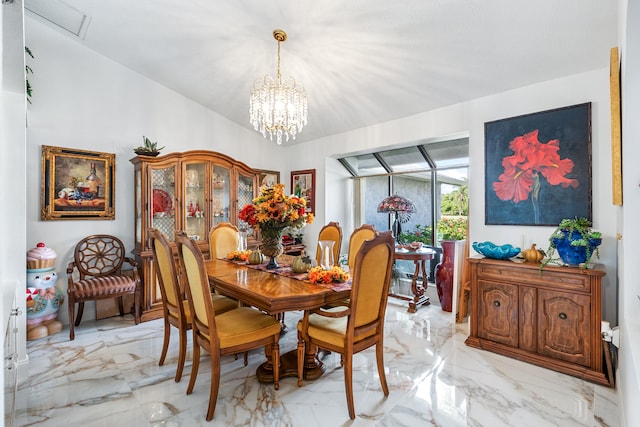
xmin=205 ymin=256 xmax=351 ymax=383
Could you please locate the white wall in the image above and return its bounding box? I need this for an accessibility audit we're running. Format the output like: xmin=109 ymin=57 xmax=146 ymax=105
xmin=618 ymin=0 xmax=640 ymax=424
xmin=24 ymin=17 xmax=286 ymax=325
xmin=2 ymin=0 xmax=28 ymax=422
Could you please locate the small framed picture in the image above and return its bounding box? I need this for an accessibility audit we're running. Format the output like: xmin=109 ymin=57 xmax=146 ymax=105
xmin=257 ymin=169 xmax=280 ymax=189
xmin=41 ymin=145 xmax=115 ymax=220
xmin=291 ymin=169 xmax=315 ymax=213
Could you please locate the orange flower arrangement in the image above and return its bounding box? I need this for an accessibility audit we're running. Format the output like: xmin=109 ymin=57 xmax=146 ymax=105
xmin=238 ymin=183 xmax=314 ymax=236
xmin=308 ymin=266 xmax=350 ymax=284
xmin=227 ymin=250 xmax=250 ymax=261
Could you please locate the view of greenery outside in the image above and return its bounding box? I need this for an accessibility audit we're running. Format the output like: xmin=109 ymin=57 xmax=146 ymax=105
xmin=440 ymin=185 xmax=468 ymax=215
xmin=399 ymin=224 xmax=433 ymax=244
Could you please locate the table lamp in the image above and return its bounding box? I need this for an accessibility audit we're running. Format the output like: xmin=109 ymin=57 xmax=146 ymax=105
xmin=377 ymin=195 xmax=416 ymax=243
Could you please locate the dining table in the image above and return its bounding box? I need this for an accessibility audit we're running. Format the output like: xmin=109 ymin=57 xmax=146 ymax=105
xmin=205 ymin=256 xmax=351 ymax=383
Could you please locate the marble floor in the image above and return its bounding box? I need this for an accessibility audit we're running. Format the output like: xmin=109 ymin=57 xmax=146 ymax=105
xmin=15 ymin=289 xmax=620 ymax=427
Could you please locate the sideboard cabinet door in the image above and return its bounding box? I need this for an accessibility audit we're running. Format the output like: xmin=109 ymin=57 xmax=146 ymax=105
xmin=537 ymin=289 xmax=591 ymax=367
xmin=477 ymin=280 xmax=518 ymax=347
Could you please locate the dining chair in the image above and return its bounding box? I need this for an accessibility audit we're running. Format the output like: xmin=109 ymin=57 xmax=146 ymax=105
xmin=297 ymin=231 xmax=395 ymax=419
xmin=347 ymin=224 xmax=377 ymax=272
xmin=67 ymin=234 xmax=141 ymax=340
xmin=208 ymin=222 xmax=239 ymax=259
xmin=315 ymin=221 xmax=342 ymax=267
xmin=148 ymin=228 xmax=238 ymax=382
xmin=175 ymin=232 xmax=281 ymax=421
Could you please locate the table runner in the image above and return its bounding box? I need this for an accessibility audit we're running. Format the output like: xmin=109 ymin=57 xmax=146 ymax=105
xmin=219 ymin=257 xmax=351 ymax=292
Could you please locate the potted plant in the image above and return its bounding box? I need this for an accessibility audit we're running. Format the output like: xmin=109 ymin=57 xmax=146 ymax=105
xmin=542 ymin=217 xmax=601 ymax=269
xmin=134 ymin=136 xmax=165 ymax=156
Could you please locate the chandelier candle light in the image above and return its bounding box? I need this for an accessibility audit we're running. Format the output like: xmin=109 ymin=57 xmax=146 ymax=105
xmin=377 ymin=195 xmax=417 ymax=243
xmin=250 ymin=29 xmax=308 ymax=145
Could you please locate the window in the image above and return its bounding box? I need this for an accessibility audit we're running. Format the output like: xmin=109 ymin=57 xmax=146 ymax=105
xmin=339 ymin=138 xmax=469 ymax=247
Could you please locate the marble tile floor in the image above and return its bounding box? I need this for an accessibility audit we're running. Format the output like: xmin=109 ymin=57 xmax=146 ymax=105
xmin=16 ymin=295 xmax=620 ymax=427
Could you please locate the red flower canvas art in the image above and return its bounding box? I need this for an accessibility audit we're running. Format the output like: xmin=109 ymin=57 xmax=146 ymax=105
xmin=493 ymin=130 xmax=579 ymax=223
xmin=484 ymin=103 xmax=592 ymax=225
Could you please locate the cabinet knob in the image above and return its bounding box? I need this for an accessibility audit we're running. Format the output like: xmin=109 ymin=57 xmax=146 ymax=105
xmin=493 ymin=300 xmax=501 ymax=307
xmin=559 ymin=312 xmax=567 ymax=320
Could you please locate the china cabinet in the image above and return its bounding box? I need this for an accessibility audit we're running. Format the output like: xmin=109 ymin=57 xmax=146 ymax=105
xmin=131 ymin=150 xmax=259 ymax=321
xmin=465 ymin=256 xmax=610 ymax=386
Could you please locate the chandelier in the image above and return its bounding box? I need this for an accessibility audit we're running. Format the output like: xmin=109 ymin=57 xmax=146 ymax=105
xmin=249 ymin=29 xmax=308 ymax=145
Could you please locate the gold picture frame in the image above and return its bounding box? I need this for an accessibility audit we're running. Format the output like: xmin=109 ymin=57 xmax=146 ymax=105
xmin=610 ymin=47 xmax=623 ymax=206
xmin=257 ymin=169 xmax=280 ymax=189
xmin=41 ymin=145 xmax=115 ymax=220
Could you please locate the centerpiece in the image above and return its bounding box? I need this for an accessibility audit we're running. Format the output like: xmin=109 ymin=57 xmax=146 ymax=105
xmin=308 ymin=265 xmax=350 ymax=284
xmin=238 ymin=183 xmax=314 ymax=269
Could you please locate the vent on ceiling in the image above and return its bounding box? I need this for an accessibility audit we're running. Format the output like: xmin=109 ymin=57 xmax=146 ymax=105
xmin=24 ymin=0 xmax=91 ymax=39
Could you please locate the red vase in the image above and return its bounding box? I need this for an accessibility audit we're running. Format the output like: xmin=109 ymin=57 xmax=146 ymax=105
xmin=435 ymin=240 xmax=455 ymax=312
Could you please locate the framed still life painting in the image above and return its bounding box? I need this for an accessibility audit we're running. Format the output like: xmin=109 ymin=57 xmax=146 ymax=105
xmin=41 ymin=145 xmax=115 ymax=220
xmin=484 ymin=103 xmax=592 ymax=226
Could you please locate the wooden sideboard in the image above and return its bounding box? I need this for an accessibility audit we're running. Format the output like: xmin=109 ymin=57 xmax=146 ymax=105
xmin=465 ymin=256 xmax=610 ymax=386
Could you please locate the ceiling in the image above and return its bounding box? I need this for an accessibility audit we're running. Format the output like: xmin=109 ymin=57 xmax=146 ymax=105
xmin=24 ymin=0 xmax=618 ymax=145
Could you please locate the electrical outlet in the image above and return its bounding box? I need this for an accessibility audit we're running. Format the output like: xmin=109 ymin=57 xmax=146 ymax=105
xmin=601 ymin=321 xmax=620 ymax=348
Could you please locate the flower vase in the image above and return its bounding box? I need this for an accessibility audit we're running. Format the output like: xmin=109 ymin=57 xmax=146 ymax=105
xmin=435 ymin=240 xmax=455 ymax=312
xmin=261 ymin=229 xmax=284 ymax=269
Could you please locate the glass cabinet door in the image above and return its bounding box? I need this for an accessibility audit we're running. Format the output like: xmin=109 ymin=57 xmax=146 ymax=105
xmin=184 ymin=162 xmax=207 ymax=242
xmin=237 ymin=170 xmax=255 ymax=236
xmin=212 ymin=165 xmax=231 ymax=227
xmin=150 ymin=164 xmax=177 ymax=242
xmin=135 ymin=168 xmax=142 ymax=248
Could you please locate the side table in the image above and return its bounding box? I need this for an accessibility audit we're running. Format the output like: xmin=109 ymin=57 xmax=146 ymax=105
xmin=391 ymin=248 xmax=435 ymax=313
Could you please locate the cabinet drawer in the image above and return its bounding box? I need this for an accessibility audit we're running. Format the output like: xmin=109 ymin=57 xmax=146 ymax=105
xmin=476 ymin=262 xmax=591 ymax=292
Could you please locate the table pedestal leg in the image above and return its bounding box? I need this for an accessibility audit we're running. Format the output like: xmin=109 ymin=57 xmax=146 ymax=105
xmin=408 ymin=259 xmax=430 ymax=313
xmin=256 ymin=343 xmax=326 ymax=383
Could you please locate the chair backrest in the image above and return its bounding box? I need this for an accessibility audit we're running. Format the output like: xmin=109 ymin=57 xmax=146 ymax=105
xmin=347 ymin=224 xmax=377 ymax=272
xmin=73 ymin=234 xmax=126 ymax=279
xmin=315 ymin=221 xmax=342 ymax=266
xmin=176 ymin=232 xmax=220 ymax=347
xmin=208 ymin=222 xmax=239 ymax=259
xmin=349 ymin=231 xmax=395 ymax=331
xmin=148 ymin=228 xmax=182 ymax=315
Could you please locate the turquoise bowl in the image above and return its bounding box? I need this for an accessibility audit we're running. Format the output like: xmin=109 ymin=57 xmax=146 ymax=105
xmin=472 ymin=241 xmax=521 ymax=260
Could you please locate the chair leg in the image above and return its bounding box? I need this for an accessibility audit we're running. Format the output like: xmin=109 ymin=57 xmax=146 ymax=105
xmin=134 ymin=286 xmax=141 ymax=324
xmin=117 ymin=296 xmax=125 ymax=316
xmin=376 ymin=342 xmax=389 ymax=396
xmin=297 ymin=337 xmax=305 ymax=387
xmin=74 ymin=302 xmax=85 ymax=326
xmin=68 ymin=295 xmax=75 ymax=340
xmin=159 ymin=317 xmax=170 ymax=367
xmin=272 ymin=341 xmax=280 ymax=391
xmin=187 ymin=333 xmax=200 ymax=395
xmin=206 ymin=353 xmax=221 ymax=421
xmin=175 ymin=326 xmax=187 ymax=382
xmin=344 ymin=351 xmax=355 ymax=420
